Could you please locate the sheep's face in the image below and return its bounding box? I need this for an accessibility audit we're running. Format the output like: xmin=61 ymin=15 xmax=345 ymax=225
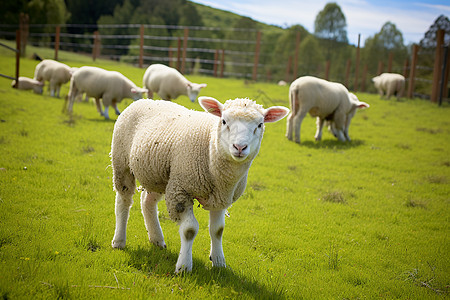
xmin=131 ymin=87 xmax=148 ymax=101
xmin=347 ymin=93 xmax=370 ymax=120
xmin=186 ymin=83 xmax=207 ymax=102
xmin=199 ymin=97 xmax=289 ymax=162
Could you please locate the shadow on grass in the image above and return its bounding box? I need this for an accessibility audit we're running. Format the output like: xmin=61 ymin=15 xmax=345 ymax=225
xmin=299 ymin=139 xmax=365 ymax=149
xmin=125 ymin=245 xmax=286 ymax=299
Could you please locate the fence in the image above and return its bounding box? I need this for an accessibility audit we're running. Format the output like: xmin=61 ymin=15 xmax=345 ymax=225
xmin=0 ymin=21 xmax=448 ymax=102
xmin=0 ymin=30 xmax=20 ymax=87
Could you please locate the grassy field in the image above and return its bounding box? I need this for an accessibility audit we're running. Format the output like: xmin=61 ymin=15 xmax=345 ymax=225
xmin=0 ymin=43 xmax=449 ymax=299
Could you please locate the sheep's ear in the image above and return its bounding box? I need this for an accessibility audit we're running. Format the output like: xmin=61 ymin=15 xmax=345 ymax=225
xmin=357 ymin=102 xmax=370 ymax=109
xmin=199 ymin=83 xmax=207 ymax=88
xmin=264 ymin=106 xmax=290 ymax=123
xmin=199 ymin=96 xmax=223 ymax=117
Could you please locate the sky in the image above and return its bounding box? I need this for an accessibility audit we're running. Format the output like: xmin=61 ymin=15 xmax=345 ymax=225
xmin=190 ymin=0 xmax=450 ymax=46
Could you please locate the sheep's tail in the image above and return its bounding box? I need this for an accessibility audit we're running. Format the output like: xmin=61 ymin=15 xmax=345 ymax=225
xmin=289 ymin=88 xmax=298 ymax=117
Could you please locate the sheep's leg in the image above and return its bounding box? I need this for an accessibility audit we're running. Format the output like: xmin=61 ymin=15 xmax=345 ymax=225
xmin=111 ymin=169 xmax=136 ymax=249
xmin=94 ymin=98 xmax=103 ymax=115
xmin=56 ymin=84 xmax=61 ymax=98
xmin=50 ymin=82 xmax=56 ymax=97
xmin=293 ymin=110 xmax=308 ymax=144
xmin=176 ymin=205 xmax=198 ymax=273
xmin=112 ymin=100 xmax=121 ymax=115
xmin=314 ymin=117 xmax=325 ymax=141
xmin=209 ymin=209 xmax=226 ymax=268
xmin=140 ymin=190 xmax=166 ymax=248
xmin=344 ymin=118 xmax=352 ymax=141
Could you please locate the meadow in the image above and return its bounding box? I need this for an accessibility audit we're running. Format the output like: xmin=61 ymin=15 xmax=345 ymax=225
xmin=0 ymin=42 xmax=449 ymax=299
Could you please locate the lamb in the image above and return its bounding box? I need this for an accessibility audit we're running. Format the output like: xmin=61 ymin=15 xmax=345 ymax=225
xmin=143 ymin=64 xmax=207 ymax=102
xmin=66 ymin=66 xmax=147 ymax=119
xmin=286 ymin=76 xmax=369 ymax=143
xmin=372 ymin=73 xmax=405 ymax=100
xmin=34 ymin=59 xmax=75 ymax=98
xmin=11 ymin=77 xmax=44 ymax=94
xmin=110 ymin=97 xmax=289 ymax=273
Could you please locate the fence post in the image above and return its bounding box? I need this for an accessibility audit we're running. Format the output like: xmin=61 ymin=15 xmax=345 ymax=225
xmin=387 ymin=52 xmax=393 ymax=73
xmin=177 ymin=37 xmax=181 ymax=70
xmin=431 ymin=29 xmax=445 ymax=103
xmin=438 ymin=46 xmax=449 ymax=106
xmin=13 ymin=30 xmax=21 ymax=88
xmin=344 ymin=59 xmax=351 ymax=88
xmin=181 ymin=28 xmax=188 ymax=74
xmin=19 ymin=13 xmax=29 ymax=57
xmin=324 ymin=60 xmax=330 ymax=80
xmin=407 ymin=44 xmax=419 ymax=98
xmin=377 ymin=61 xmax=384 ymax=75
xmin=92 ymin=31 xmax=100 ymax=61
xmin=293 ymin=32 xmax=300 ymax=80
xmin=403 ymin=59 xmax=409 ymax=78
xmin=354 ymin=34 xmax=361 ymax=92
xmin=54 ymin=25 xmax=60 ymax=61
xmin=213 ymin=49 xmax=219 ymax=77
xmin=252 ymin=31 xmax=261 ymax=81
xmin=139 ymin=24 xmax=144 ymax=68
xmin=220 ymin=49 xmax=225 ymax=78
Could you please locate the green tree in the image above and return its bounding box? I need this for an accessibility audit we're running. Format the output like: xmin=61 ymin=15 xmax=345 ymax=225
xmin=299 ymin=34 xmax=323 ymax=77
xmin=314 ymin=2 xmax=348 ymax=44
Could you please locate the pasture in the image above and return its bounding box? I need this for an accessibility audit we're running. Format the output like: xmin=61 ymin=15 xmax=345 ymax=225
xmin=0 ymin=43 xmax=449 ymax=299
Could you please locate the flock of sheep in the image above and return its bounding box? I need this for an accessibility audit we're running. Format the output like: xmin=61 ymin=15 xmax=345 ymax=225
xmin=12 ymin=58 xmax=406 ymax=273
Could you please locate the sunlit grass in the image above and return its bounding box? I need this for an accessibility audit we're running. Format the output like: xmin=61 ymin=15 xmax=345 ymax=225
xmin=0 ymin=43 xmax=449 ymax=299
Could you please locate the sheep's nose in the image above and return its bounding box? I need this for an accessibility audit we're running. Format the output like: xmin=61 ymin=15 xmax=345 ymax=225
xmin=233 ymin=144 xmax=248 ymax=153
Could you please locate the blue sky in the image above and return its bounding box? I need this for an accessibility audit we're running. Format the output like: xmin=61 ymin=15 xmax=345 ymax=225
xmin=190 ymin=0 xmax=450 ymax=46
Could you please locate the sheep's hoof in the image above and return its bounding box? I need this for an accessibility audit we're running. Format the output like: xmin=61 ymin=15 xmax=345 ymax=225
xmin=111 ymin=240 xmax=126 ymax=249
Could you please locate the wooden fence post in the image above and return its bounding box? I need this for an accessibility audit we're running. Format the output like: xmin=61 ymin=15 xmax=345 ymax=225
xmin=344 ymin=59 xmax=351 ymax=88
xmin=324 ymin=60 xmax=330 ymax=80
xmin=213 ymin=49 xmax=219 ymax=77
xmin=293 ymin=32 xmax=300 ymax=80
xmin=252 ymin=31 xmax=261 ymax=81
xmin=19 ymin=13 xmax=29 ymax=57
xmin=220 ymin=49 xmax=225 ymax=78
xmin=181 ymin=28 xmax=188 ymax=74
xmin=407 ymin=44 xmax=419 ymax=98
xmin=92 ymin=31 xmax=100 ymax=61
xmin=177 ymin=37 xmax=181 ymax=70
xmin=54 ymin=25 xmax=60 ymax=61
xmin=354 ymin=34 xmax=360 ymax=92
xmin=14 ymin=30 xmax=21 ymax=88
xmin=387 ymin=52 xmax=393 ymax=73
xmin=431 ymin=29 xmax=445 ymax=103
xmin=139 ymin=24 xmax=144 ymax=68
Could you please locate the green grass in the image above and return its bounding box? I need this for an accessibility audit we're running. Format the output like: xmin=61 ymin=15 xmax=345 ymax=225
xmin=0 ymin=43 xmax=449 ymax=299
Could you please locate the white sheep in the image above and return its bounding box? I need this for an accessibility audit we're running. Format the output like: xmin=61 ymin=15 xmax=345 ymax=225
xmin=34 ymin=59 xmax=75 ymax=98
xmin=110 ymin=97 xmax=289 ymax=273
xmin=11 ymin=77 xmax=44 ymax=94
xmin=66 ymin=66 xmax=147 ymax=119
xmin=143 ymin=64 xmax=207 ymax=102
xmin=286 ymin=76 xmax=369 ymax=143
xmin=372 ymin=73 xmax=405 ymax=100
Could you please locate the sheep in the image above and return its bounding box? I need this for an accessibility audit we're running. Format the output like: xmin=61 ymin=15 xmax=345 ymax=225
xmin=143 ymin=64 xmax=207 ymax=102
xmin=34 ymin=59 xmax=75 ymax=98
xmin=286 ymin=76 xmax=369 ymax=143
xmin=372 ymin=73 xmax=405 ymax=100
xmin=11 ymin=77 xmax=44 ymax=94
xmin=66 ymin=66 xmax=147 ymax=119
xmin=110 ymin=97 xmax=289 ymax=273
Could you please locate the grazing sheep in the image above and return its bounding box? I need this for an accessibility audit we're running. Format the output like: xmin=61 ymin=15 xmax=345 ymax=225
xmin=372 ymin=73 xmax=405 ymax=100
xmin=34 ymin=59 xmax=75 ymax=98
xmin=278 ymin=80 xmax=287 ymax=86
xmin=111 ymin=97 xmax=289 ymax=273
xmin=66 ymin=66 xmax=147 ymax=119
xmin=11 ymin=77 xmax=44 ymax=94
xmin=143 ymin=64 xmax=207 ymax=102
xmin=286 ymin=76 xmax=369 ymax=143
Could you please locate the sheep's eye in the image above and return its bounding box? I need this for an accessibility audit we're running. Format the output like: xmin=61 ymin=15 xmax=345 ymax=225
xmin=258 ymin=123 xmax=263 ymax=128
xmin=222 ymin=119 xmax=226 ymax=125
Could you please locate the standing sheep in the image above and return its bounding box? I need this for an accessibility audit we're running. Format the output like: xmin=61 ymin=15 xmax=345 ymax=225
xmin=286 ymin=76 xmax=369 ymax=143
xmin=34 ymin=59 xmax=75 ymax=98
xmin=111 ymin=97 xmax=289 ymax=272
xmin=66 ymin=66 xmax=147 ymax=119
xmin=372 ymin=73 xmax=405 ymax=100
xmin=143 ymin=64 xmax=207 ymax=102
xmin=11 ymin=77 xmax=44 ymax=94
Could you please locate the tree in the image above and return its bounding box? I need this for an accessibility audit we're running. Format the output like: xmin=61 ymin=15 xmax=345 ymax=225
xmin=420 ymin=15 xmax=450 ymax=49
xmin=314 ymin=2 xmax=348 ymax=44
